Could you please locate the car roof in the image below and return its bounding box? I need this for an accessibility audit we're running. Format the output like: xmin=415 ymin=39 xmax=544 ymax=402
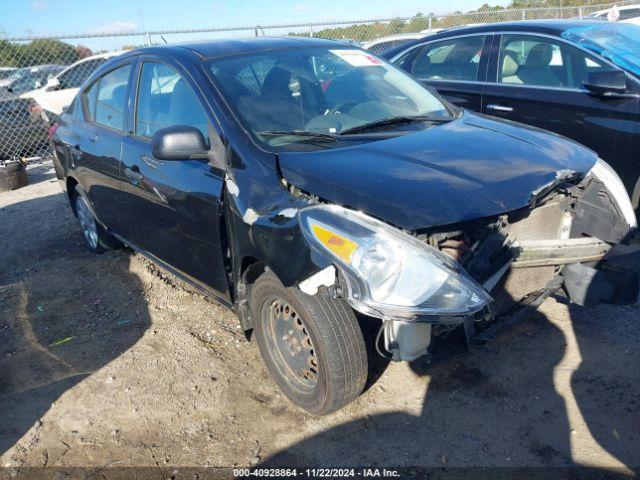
xmin=421 ymin=19 xmax=607 ymax=37
xmin=380 ymin=19 xmax=609 ymax=58
xmin=122 ymin=36 xmax=355 ymax=60
xmin=364 ymin=32 xmax=427 ymax=44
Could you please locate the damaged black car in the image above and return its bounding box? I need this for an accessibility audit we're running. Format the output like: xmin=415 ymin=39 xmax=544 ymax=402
xmin=51 ymin=37 xmax=639 ymax=414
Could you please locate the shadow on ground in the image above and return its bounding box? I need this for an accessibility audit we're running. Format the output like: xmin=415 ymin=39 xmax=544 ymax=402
xmin=0 ymin=189 xmax=151 ymax=457
xmin=263 ymin=240 xmax=640 ymax=478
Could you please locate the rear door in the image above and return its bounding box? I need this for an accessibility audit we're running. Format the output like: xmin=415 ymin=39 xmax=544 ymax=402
xmin=74 ymin=60 xmax=135 ymax=231
xmin=393 ymin=34 xmax=492 ymax=111
xmin=118 ymin=57 xmax=229 ymax=298
xmin=482 ymin=33 xmax=640 ymax=195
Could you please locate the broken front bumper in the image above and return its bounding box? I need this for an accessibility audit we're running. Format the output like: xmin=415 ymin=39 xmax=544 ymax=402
xmin=562 ymin=241 xmax=640 ymax=308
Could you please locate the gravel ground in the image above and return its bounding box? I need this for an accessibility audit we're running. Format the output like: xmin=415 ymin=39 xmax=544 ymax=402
xmin=0 ymin=161 xmax=639 ymax=477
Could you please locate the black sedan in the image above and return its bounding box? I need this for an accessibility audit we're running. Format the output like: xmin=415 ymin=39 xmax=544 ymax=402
xmin=52 ymin=37 xmax=638 ymax=414
xmin=383 ymin=20 xmax=640 ymax=211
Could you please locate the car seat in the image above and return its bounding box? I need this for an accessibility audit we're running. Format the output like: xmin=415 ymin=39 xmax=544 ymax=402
xmin=501 ymin=50 xmax=522 ymax=84
xmin=258 ymin=66 xmax=324 ymax=130
xmin=412 ymin=53 xmax=432 ymax=78
xmin=518 ymin=43 xmax=561 ymax=87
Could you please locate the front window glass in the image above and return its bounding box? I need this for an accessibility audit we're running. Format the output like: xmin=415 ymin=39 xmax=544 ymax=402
xmin=499 ymin=34 xmax=607 ymax=89
xmin=135 ymin=61 xmax=210 ymax=140
xmin=562 ymin=23 xmax=640 ymax=77
xmin=207 ymin=47 xmax=450 ymax=148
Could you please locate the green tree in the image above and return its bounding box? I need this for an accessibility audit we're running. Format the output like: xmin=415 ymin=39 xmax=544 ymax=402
xmin=0 ymin=40 xmax=20 ymax=67
xmin=19 ymin=39 xmax=79 ymax=67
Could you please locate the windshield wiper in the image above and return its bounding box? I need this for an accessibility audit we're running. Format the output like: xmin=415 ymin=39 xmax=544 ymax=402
xmin=339 ymin=115 xmax=451 ymax=135
xmin=259 ymin=130 xmax=339 ymax=141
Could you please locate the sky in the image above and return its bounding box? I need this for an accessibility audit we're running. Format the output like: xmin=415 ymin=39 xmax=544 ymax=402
xmin=2 ymin=0 xmax=513 ymax=39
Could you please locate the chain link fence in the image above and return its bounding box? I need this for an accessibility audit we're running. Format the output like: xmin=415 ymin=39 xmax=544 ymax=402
xmin=0 ymin=1 xmax=631 ymax=164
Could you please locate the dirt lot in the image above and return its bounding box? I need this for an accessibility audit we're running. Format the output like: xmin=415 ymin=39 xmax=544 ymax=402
xmin=1 ymin=161 xmax=639 ymax=477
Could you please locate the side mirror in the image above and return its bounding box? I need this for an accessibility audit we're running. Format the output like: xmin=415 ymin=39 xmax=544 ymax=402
xmin=583 ymin=69 xmax=629 ymax=96
xmin=151 ymin=125 xmax=209 ymax=161
xmin=45 ymin=77 xmax=60 ymax=91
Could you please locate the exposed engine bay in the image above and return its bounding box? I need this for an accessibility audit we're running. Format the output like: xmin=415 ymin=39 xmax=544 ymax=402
xmin=287 ymin=167 xmax=638 ymax=363
xmin=385 ymin=175 xmax=638 ymax=361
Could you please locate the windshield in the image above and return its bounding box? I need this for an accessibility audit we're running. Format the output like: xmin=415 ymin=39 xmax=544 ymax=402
xmin=207 ymin=47 xmax=451 ymax=148
xmin=0 ymin=70 xmax=17 ymax=80
xmin=9 ymin=67 xmax=61 ymax=94
xmin=562 ymin=23 xmax=640 ymax=77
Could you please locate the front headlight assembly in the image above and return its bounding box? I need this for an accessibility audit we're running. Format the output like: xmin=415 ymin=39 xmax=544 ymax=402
xmin=298 ymin=205 xmax=492 ymax=321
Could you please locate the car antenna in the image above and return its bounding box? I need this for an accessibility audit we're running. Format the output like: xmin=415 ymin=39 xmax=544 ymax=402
xmin=161 ymin=36 xmax=168 ymax=44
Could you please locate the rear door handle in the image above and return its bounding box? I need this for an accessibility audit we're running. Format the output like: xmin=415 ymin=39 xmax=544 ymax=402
xmin=124 ymin=165 xmax=143 ymax=185
xmin=486 ymin=104 xmax=514 ymax=113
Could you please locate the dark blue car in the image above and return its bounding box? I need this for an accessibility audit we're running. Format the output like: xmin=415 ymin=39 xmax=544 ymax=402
xmin=52 ymin=37 xmax=638 ymax=414
xmin=383 ymin=20 xmax=640 ymax=211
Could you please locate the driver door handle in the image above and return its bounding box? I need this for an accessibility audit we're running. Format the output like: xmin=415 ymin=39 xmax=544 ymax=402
xmin=486 ymin=104 xmax=514 ymax=113
xmin=124 ymin=165 xmax=143 ymax=185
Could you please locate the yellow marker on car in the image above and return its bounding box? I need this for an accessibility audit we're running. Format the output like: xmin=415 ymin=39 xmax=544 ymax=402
xmin=311 ymin=223 xmax=358 ymax=264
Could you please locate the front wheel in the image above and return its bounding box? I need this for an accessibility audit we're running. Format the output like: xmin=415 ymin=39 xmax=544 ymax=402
xmin=250 ymin=270 xmax=368 ymax=415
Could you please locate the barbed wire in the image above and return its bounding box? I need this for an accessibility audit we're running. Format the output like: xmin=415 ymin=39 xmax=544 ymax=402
xmin=0 ymin=0 xmax=631 ymax=162
xmin=0 ymin=0 xmax=630 ymax=41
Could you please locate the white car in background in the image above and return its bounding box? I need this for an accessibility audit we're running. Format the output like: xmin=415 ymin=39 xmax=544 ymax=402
xmin=21 ymin=51 xmax=123 ymax=118
xmin=0 ymin=68 xmax=18 ymax=88
xmin=588 ymin=4 xmax=640 ymax=24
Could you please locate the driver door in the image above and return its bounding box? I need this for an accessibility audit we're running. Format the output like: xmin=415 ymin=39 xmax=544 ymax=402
xmin=118 ymin=57 xmax=230 ymax=300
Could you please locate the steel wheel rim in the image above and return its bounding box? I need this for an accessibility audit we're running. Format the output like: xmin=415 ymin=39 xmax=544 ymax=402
xmin=76 ymin=196 xmax=98 ymax=250
xmin=263 ymin=298 xmax=319 ymax=392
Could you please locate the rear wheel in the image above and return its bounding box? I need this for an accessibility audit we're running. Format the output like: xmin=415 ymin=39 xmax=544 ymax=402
xmin=73 ymin=187 xmax=119 ymax=253
xmin=250 ymin=270 xmax=367 ymax=415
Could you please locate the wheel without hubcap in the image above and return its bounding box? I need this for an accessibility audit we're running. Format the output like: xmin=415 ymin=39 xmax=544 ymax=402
xmin=263 ymin=298 xmax=319 ymax=393
xmin=76 ymin=195 xmax=99 ymax=250
xmin=251 ymin=270 xmax=368 ymax=415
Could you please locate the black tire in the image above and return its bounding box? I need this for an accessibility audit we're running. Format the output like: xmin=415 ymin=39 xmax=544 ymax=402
xmin=72 ymin=186 xmax=120 ymax=253
xmin=250 ymin=270 xmax=367 ymax=415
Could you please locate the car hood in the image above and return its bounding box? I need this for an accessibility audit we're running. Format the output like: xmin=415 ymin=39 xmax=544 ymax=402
xmin=278 ymin=112 xmax=598 ymax=230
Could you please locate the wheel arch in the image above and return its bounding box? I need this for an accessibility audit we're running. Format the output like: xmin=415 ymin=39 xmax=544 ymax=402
xmin=632 ymin=175 xmax=640 ymax=210
xmin=66 ymin=176 xmax=80 ymax=215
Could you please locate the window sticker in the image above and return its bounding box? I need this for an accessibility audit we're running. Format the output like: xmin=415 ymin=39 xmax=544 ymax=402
xmin=330 ymin=49 xmax=383 ymax=67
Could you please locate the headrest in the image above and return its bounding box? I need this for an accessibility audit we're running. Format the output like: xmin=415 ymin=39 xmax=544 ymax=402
xmin=502 ymin=50 xmax=519 ymax=77
xmin=412 ymin=53 xmax=431 ymax=77
xmin=526 ymin=44 xmax=554 ymax=69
